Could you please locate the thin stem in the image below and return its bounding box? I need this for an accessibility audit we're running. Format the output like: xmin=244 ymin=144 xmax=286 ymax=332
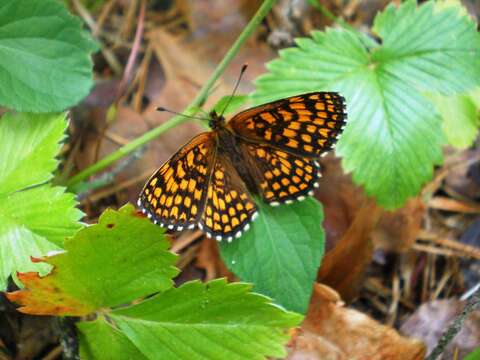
xmin=307 ymin=0 xmax=357 ymax=33
xmin=66 ymin=0 xmax=277 ymax=188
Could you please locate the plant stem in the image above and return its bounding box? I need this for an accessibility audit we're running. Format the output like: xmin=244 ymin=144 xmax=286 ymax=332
xmin=66 ymin=0 xmax=278 ymax=188
xmin=307 ymin=0 xmax=357 ymax=33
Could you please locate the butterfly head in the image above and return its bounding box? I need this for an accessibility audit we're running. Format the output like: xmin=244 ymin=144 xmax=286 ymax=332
xmin=209 ymin=110 xmax=226 ymax=130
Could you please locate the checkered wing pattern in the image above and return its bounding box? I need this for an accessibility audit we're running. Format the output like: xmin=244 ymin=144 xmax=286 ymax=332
xmin=228 ymin=92 xmax=346 ymax=157
xmin=199 ymin=154 xmax=257 ymax=241
xmin=138 ymin=132 xmax=215 ymax=231
xmin=241 ymin=143 xmax=321 ymax=205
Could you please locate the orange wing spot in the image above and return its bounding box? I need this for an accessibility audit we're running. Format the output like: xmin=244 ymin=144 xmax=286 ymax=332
xmin=260 ymin=113 xmax=275 ymax=124
xmin=299 ymin=183 xmax=308 ymax=190
xmin=292 ymin=176 xmax=301 ymax=184
xmin=228 ymin=207 xmax=236 ymax=216
xmin=206 ymin=206 xmax=213 ymax=216
xmin=324 ymin=94 xmax=331 ymax=99
xmin=286 ymin=139 xmax=299 ymax=148
xmin=332 ymin=114 xmax=338 ymax=120
xmin=318 ymin=139 xmax=326 ymax=146
xmin=319 ymin=128 xmax=330 ymax=138
xmin=278 ymin=110 xmax=293 ymax=121
xmin=295 ymin=168 xmax=304 ymax=177
xmin=288 ymin=185 xmax=299 ymax=193
xmin=273 ymin=168 xmax=281 ymax=177
xmin=276 ymin=151 xmax=288 ymax=159
xmin=180 ymin=213 xmax=187 ymax=221
xmin=298 ymin=115 xmax=311 ymax=123
xmin=174 ymin=194 xmax=182 ymax=205
xmin=232 ymin=217 xmax=240 ymax=227
xmin=147 ymin=194 xmax=152 ymax=202
xmin=265 ymin=191 xmax=274 ymax=199
xmin=170 ymin=206 xmax=179 ymax=218
xmin=290 ymin=103 xmax=305 ymax=110
xmin=265 ymin=171 xmax=273 ymax=180
xmin=245 ymin=202 xmax=254 ymax=211
xmin=309 ymin=94 xmax=320 ymax=100
xmin=219 ymin=198 xmax=226 ymax=211
xmin=180 ymin=179 xmax=189 ymax=190
xmin=315 ymin=102 xmax=325 ymax=111
xmin=156 ymin=208 xmax=162 ymax=216
xmin=170 ymin=182 xmax=179 ymax=193
xmin=301 ymin=134 xmax=312 ymax=143
xmin=215 ymin=170 xmax=224 ymax=180
xmin=304 ymin=144 xmax=313 ymax=152
xmin=191 ymin=204 xmax=198 ymax=216
xmin=151 ymin=198 xmax=158 ymax=208
xmin=206 ymin=217 xmax=213 ymax=228
xmin=246 ymin=120 xmax=255 ymax=130
xmin=162 ymin=209 xmax=169 ymax=217
xmin=294 ymin=159 xmax=304 ymax=167
xmin=239 ymin=213 xmax=247 ymax=222
xmin=213 ymin=212 xmax=220 ymax=222
xmin=289 ymin=122 xmax=301 ymax=130
xmin=221 ymin=214 xmax=229 ymax=224
xmin=281 ymin=164 xmax=290 ymax=174
xmin=305 ymin=165 xmax=313 ymax=173
xmin=160 ymin=194 xmax=167 ymax=205
xmin=272 ymin=182 xmax=281 ymax=191
xmin=297 ymin=110 xmax=312 ymax=116
xmin=225 ymin=194 xmax=232 ymax=203
xmin=187 ymin=151 xmax=195 ymax=165
xmin=236 ymin=203 xmax=244 ymax=211
xmin=317 ymin=111 xmax=327 ymax=119
xmin=224 ymin=225 xmax=232 ymax=232
xmin=231 ymin=190 xmax=238 ymax=199
xmin=289 ymin=96 xmax=303 ymax=102
xmin=164 ymin=167 xmax=174 ymax=180
xmin=281 ymin=178 xmax=290 ymax=186
xmin=240 ymin=193 xmax=248 ymax=200
xmin=327 ymin=121 xmax=336 ymax=129
xmin=150 ymin=178 xmax=158 ymax=187
xmin=184 ymin=197 xmax=191 ymax=208
xmin=314 ymin=119 xmax=325 ymax=126
xmin=194 ymin=189 xmax=202 ymax=200
xmin=256 ymin=148 xmax=266 ymax=158
xmin=154 ymin=187 xmax=161 ymax=197
xmin=279 ymin=191 xmax=288 ymax=197
xmin=188 ymin=179 xmax=197 ymax=192
xmin=264 ymin=129 xmax=272 ymax=141
xmin=166 ymin=196 xmax=173 ymax=207
xmin=283 ymin=128 xmax=296 ymax=138
xmin=213 ymin=222 xmax=222 ymax=231
xmin=327 ymin=105 xmax=335 ymax=112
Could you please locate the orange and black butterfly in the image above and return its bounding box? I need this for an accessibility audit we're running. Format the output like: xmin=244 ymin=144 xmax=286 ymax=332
xmin=138 ymin=92 xmax=347 ymax=242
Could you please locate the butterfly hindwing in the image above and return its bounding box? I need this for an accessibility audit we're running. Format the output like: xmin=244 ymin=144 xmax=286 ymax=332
xmin=138 ymin=132 xmax=215 ymax=230
xmin=200 ymin=154 xmax=257 ymax=241
xmin=241 ymin=142 xmax=320 ymax=205
xmin=228 ymin=92 xmax=346 ymax=157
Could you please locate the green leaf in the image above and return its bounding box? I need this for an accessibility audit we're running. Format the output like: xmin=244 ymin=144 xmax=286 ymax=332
xmin=211 ymin=94 xmax=249 ymax=115
xmin=0 ymin=0 xmax=97 ymax=112
xmin=78 ymin=318 xmax=148 ymax=360
xmin=427 ymin=92 xmax=479 ymax=149
xmin=0 ymin=112 xmax=82 ymax=290
xmin=220 ymin=198 xmax=324 ymax=314
xmin=7 ymin=204 xmax=178 ymax=315
xmin=252 ymin=0 xmax=480 ymax=209
xmin=465 ymin=346 xmax=480 ymax=360
xmin=108 ymin=279 xmax=302 ymax=360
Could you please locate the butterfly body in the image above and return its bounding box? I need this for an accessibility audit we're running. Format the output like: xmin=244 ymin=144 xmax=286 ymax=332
xmin=138 ymin=92 xmax=347 ymax=241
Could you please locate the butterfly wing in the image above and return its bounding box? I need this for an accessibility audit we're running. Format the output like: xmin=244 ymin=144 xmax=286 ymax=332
xmin=240 ymin=142 xmax=320 ymax=205
xmin=138 ymin=132 xmax=215 ymax=231
xmin=227 ymin=92 xmax=346 ymax=157
xmin=200 ymin=154 xmax=257 ymax=242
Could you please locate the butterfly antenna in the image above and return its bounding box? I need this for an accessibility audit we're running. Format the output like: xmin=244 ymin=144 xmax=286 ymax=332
xmin=220 ymin=64 xmax=248 ymax=117
xmin=156 ymin=107 xmax=210 ymax=121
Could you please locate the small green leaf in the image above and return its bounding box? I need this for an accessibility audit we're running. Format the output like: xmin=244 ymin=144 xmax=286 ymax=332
xmin=8 ymin=204 xmax=178 ymax=315
xmin=0 ymin=0 xmax=98 ymax=112
xmin=108 ymin=279 xmax=302 ymax=360
xmin=427 ymin=92 xmax=479 ymax=149
xmin=465 ymin=346 xmax=480 ymax=360
xmin=0 ymin=112 xmax=82 ymax=290
xmin=252 ymin=0 xmax=480 ymax=209
xmin=211 ymin=94 xmax=249 ymax=115
xmin=78 ymin=318 xmax=148 ymax=360
xmin=220 ymin=198 xmax=324 ymax=314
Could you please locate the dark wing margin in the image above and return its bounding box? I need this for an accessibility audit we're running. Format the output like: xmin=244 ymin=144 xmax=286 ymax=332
xmin=227 ymin=92 xmax=347 ymax=158
xmin=137 ymin=132 xmax=216 ymax=231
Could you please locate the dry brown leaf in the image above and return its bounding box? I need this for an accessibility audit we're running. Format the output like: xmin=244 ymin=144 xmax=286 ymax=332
xmin=287 ymin=284 xmax=426 ymax=360
xmin=196 ymin=238 xmax=236 ymax=281
xmin=401 ymin=298 xmax=480 ymax=359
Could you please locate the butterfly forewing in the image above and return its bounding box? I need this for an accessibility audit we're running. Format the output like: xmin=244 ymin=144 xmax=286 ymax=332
xmin=241 ymin=142 xmax=320 ymax=205
xmin=200 ymin=154 xmax=257 ymax=241
xmin=228 ymin=92 xmax=346 ymax=157
xmin=138 ymin=132 xmax=215 ymax=230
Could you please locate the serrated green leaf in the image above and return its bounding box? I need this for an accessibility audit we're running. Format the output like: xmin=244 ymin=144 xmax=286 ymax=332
xmin=0 ymin=0 xmax=97 ymax=112
xmin=78 ymin=318 xmax=148 ymax=360
xmin=252 ymin=0 xmax=480 ymax=209
xmin=220 ymin=198 xmax=324 ymax=314
xmin=108 ymin=279 xmax=302 ymax=360
xmin=211 ymin=94 xmax=249 ymax=115
xmin=0 ymin=112 xmax=82 ymax=290
xmin=427 ymin=92 xmax=479 ymax=149
xmin=8 ymin=204 xmax=178 ymax=315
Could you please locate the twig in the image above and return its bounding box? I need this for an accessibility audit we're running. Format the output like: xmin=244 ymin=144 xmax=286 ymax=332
xmin=65 ymin=0 xmax=278 ymax=188
xmin=426 ymin=286 xmax=480 ymax=360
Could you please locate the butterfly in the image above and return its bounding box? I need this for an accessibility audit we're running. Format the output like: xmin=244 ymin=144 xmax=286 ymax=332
xmin=138 ymin=92 xmax=347 ymax=242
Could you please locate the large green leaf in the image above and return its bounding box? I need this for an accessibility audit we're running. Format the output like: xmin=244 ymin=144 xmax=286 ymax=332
xmin=253 ymin=0 xmax=480 ymax=209
xmin=7 ymin=204 xmax=178 ymax=315
xmin=108 ymin=279 xmax=302 ymax=360
xmin=220 ymin=198 xmax=324 ymax=314
xmin=0 ymin=113 xmax=82 ymax=290
xmin=0 ymin=0 xmax=97 ymax=112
